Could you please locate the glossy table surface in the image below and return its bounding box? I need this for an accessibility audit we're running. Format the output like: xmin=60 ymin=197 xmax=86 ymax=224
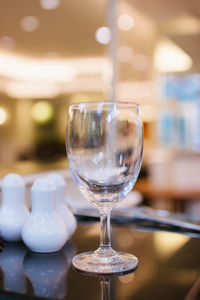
xmin=0 ymin=220 xmax=199 ymax=300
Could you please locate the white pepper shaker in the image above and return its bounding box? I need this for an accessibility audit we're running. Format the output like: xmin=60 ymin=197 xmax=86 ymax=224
xmin=0 ymin=173 xmax=29 ymax=242
xmin=22 ymin=177 xmax=68 ymax=253
xmin=47 ymin=173 xmax=77 ymax=238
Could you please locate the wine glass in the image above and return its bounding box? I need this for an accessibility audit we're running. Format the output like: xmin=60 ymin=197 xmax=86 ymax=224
xmin=66 ymin=101 xmax=143 ymax=274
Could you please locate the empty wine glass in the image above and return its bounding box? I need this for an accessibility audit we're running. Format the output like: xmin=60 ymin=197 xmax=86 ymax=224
xmin=66 ymin=101 xmax=143 ymax=274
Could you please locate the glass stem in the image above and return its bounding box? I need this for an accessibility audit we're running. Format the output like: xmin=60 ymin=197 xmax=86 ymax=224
xmin=100 ymin=210 xmax=111 ymax=251
xmin=93 ymin=208 xmax=116 ymax=261
xmin=100 ymin=278 xmax=111 ymax=300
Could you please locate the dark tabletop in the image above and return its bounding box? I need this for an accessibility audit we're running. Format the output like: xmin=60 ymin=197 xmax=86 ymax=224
xmin=0 ymin=220 xmax=199 ymax=300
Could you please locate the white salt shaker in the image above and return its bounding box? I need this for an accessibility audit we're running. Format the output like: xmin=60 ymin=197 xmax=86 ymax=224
xmin=0 ymin=173 xmax=29 ymax=242
xmin=47 ymin=173 xmax=77 ymax=238
xmin=22 ymin=177 xmax=68 ymax=253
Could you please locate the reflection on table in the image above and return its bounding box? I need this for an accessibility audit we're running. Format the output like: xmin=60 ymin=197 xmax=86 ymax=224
xmin=0 ymin=221 xmax=199 ymax=300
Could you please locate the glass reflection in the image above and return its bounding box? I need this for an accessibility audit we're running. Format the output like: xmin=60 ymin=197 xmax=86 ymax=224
xmin=0 ymin=242 xmax=27 ymax=293
xmin=63 ymin=240 xmax=77 ymax=265
xmin=100 ymin=277 xmax=111 ymax=300
xmin=0 ymin=241 xmax=76 ymax=299
xmin=73 ymin=267 xmax=137 ymax=300
xmin=23 ymin=251 xmax=67 ymax=299
xmin=58 ymin=241 xmax=77 ymax=299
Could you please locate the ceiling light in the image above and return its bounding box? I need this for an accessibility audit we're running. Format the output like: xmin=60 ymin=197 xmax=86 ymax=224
xmin=162 ymin=16 xmax=200 ymax=35
xmin=31 ymin=101 xmax=54 ymax=124
xmin=72 ymin=57 xmax=109 ymax=76
xmin=0 ymin=53 xmax=77 ymax=82
xmin=154 ymin=38 xmax=193 ymax=73
xmin=95 ymin=27 xmax=111 ymax=45
xmin=117 ymin=46 xmax=133 ymax=63
xmin=40 ymin=0 xmax=60 ymax=10
xmin=20 ymin=16 xmax=40 ymax=32
xmin=117 ymin=14 xmax=134 ymax=31
xmin=0 ymin=51 xmax=111 ymax=86
xmin=0 ymin=108 xmax=7 ymax=125
xmin=132 ymin=54 xmax=148 ymax=71
xmin=0 ymin=36 xmax=15 ymax=50
xmin=5 ymin=81 xmax=59 ymax=99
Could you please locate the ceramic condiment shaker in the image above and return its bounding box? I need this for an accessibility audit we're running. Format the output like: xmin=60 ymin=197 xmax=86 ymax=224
xmin=22 ymin=177 xmax=68 ymax=253
xmin=0 ymin=173 xmax=29 ymax=242
xmin=47 ymin=173 xmax=77 ymax=238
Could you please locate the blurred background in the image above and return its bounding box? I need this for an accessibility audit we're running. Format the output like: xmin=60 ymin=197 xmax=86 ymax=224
xmin=0 ymin=0 xmax=200 ymax=216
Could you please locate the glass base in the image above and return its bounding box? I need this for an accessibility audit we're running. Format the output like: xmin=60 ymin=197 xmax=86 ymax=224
xmin=72 ymin=251 xmax=138 ymax=275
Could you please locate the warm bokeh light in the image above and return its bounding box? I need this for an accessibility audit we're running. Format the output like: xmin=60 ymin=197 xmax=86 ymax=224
xmin=20 ymin=16 xmax=40 ymax=32
xmin=0 ymin=108 xmax=7 ymax=125
xmin=31 ymin=101 xmax=54 ymax=124
xmin=154 ymin=38 xmax=193 ymax=73
xmin=95 ymin=27 xmax=111 ymax=45
xmin=0 ymin=36 xmax=15 ymax=50
xmin=117 ymin=14 xmax=134 ymax=31
xmin=154 ymin=232 xmax=189 ymax=257
xmin=40 ymin=0 xmax=60 ymax=10
xmin=117 ymin=46 xmax=133 ymax=63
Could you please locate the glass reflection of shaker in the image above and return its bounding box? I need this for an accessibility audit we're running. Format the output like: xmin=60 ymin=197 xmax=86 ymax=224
xmin=23 ymin=251 xmax=67 ymax=299
xmin=0 ymin=242 xmax=27 ymax=293
xmin=57 ymin=241 xmax=77 ymax=299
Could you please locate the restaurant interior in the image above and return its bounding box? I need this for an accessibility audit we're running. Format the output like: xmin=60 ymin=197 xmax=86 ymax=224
xmin=1 ymin=0 xmax=200 ymax=217
xmin=0 ymin=1 xmax=200 ymax=300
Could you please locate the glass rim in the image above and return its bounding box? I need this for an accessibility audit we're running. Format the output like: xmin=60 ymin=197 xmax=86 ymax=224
xmin=68 ymin=101 xmax=140 ymax=109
